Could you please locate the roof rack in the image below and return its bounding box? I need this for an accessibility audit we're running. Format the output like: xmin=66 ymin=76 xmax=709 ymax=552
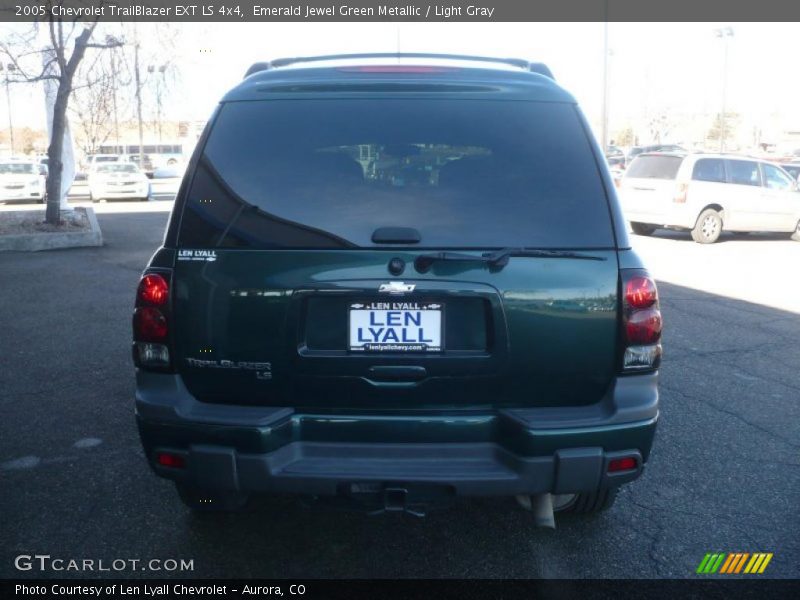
xmin=244 ymin=53 xmax=554 ymax=80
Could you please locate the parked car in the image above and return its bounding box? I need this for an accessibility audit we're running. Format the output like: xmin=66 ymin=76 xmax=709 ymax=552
xmin=0 ymin=160 xmax=45 ymax=203
xmin=37 ymin=156 xmax=49 ymax=178
xmin=148 ymin=164 xmax=185 ymax=198
xmin=68 ymin=172 xmax=91 ymax=198
xmin=88 ymin=163 xmax=150 ymax=201
xmin=781 ymin=163 xmax=800 ymax=181
xmin=619 ymin=152 xmax=800 ymax=243
xmin=133 ymin=53 xmax=662 ymax=520
xmin=84 ymin=154 xmax=121 ymax=172
xmin=606 ymin=145 xmax=626 ymax=168
xmin=120 ymin=154 xmax=155 ymax=174
xmin=627 ymin=144 xmax=686 ymax=163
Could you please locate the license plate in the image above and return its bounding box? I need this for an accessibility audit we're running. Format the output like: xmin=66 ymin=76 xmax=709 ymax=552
xmin=349 ymin=301 xmax=443 ymax=352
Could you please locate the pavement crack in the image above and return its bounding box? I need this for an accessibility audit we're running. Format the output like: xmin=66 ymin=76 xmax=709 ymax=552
xmin=661 ymin=382 xmax=800 ymax=450
xmin=623 ymin=493 xmax=668 ymax=577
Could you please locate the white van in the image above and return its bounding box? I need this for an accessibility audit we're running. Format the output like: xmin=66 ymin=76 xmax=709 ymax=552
xmin=619 ymin=153 xmax=800 ymax=243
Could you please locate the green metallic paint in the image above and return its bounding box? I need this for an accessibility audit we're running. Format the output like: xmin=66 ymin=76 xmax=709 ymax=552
xmin=169 ymin=248 xmax=620 ymax=409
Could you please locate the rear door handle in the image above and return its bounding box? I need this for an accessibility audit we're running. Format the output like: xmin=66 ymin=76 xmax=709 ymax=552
xmin=367 ymin=365 xmax=427 ymax=381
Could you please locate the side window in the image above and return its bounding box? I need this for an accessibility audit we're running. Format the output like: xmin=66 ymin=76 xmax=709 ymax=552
xmin=762 ymin=164 xmax=795 ymax=191
xmin=726 ymin=160 xmax=761 ymax=187
xmin=692 ymin=159 xmax=725 ymax=183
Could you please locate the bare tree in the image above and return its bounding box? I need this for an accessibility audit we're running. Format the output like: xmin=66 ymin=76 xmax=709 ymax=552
xmin=0 ymin=2 xmax=120 ymax=224
xmin=70 ymin=53 xmax=118 ymax=155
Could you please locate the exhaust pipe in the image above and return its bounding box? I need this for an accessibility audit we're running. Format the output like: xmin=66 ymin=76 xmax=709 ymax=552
xmin=516 ymin=493 xmax=556 ymax=529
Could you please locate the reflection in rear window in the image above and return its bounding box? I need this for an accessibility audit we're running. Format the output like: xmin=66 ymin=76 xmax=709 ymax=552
xmin=178 ymin=99 xmax=614 ymax=249
xmin=625 ymin=155 xmax=683 ymax=180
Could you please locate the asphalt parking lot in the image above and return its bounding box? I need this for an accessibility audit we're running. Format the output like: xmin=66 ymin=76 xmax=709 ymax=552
xmin=1 ymin=203 xmax=798 ymax=579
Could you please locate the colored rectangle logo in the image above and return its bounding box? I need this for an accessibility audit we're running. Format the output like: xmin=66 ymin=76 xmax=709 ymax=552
xmin=697 ymin=552 xmax=772 ymax=575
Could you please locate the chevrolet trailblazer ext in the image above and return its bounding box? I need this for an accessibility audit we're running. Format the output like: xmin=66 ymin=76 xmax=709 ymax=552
xmin=133 ymin=54 xmax=662 ymax=521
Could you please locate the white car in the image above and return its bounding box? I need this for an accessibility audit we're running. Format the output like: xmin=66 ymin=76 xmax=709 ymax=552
xmin=619 ymin=152 xmax=800 ymax=243
xmin=84 ymin=154 xmax=121 ymax=172
xmin=88 ymin=163 xmax=150 ymax=202
xmin=0 ymin=160 xmax=45 ymax=203
xmin=148 ymin=164 xmax=186 ymax=199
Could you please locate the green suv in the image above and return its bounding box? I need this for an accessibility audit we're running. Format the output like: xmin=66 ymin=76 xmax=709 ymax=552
xmin=133 ymin=54 xmax=662 ymax=520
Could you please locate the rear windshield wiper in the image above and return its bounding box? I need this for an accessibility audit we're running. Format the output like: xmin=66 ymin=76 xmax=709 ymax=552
xmin=414 ymin=248 xmax=606 ymax=272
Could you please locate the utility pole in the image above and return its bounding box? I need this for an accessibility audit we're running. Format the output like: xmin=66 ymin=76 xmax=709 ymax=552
xmin=0 ymin=63 xmax=16 ymax=155
xmin=133 ymin=24 xmax=144 ymax=170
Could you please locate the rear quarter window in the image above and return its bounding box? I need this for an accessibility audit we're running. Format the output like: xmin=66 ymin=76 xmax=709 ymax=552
xmin=625 ymin=155 xmax=683 ymax=180
xmin=176 ymin=98 xmax=615 ymax=250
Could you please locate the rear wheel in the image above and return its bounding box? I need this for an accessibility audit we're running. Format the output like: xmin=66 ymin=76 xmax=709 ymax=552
xmin=791 ymin=221 xmax=800 ymax=242
xmin=558 ymin=488 xmax=618 ymax=514
xmin=630 ymin=222 xmax=657 ymax=236
xmin=175 ymin=483 xmax=250 ymax=513
xmin=691 ymin=209 xmax=723 ymax=244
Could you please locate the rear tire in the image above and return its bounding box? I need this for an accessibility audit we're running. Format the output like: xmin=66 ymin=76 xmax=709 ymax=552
xmin=630 ymin=222 xmax=657 ymax=236
xmin=691 ymin=209 xmax=723 ymax=244
xmin=791 ymin=221 xmax=800 ymax=242
xmin=559 ymin=488 xmax=618 ymax=514
xmin=175 ymin=483 xmax=250 ymax=513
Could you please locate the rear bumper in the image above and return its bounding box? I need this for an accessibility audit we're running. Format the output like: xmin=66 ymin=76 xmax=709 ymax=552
xmin=624 ymin=207 xmax=697 ymax=230
xmin=91 ymin=186 xmax=149 ymax=198
xmin=136 ymin=372 xmax=659 ymax=497
xmin=0 ymin=191 xmax=43 ymax=201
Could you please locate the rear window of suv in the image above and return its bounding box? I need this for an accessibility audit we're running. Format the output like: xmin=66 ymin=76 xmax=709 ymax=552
xmin=625 ymin=155 xmax=683 ymax=180
xmin=177 ymin=99 xmax=614 ymax=249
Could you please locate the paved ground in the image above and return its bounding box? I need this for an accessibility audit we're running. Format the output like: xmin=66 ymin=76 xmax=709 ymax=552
xmin=1 ymin=207 xmax=798 ymax=579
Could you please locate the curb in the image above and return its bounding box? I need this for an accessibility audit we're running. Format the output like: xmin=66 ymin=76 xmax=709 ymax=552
xmin=0 ymin=207 xmax=104 ymax=252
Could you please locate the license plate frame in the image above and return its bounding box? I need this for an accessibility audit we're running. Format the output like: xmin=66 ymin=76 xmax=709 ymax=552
xmin=348 ymin=301 xmax=444 ymax=353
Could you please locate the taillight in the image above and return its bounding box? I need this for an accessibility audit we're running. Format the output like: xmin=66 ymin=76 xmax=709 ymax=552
xmin=625 ymin=276 xmax=657 ymax=309
xmin=138 ymin=274 xmax=169 ymax=306
xmin=133 ymin=307 xmax=168 ymax=341
xmin=133 ymin=271 xmax=172 ymax=370
xmin=674 ymin=182 xmax=688 ymax=203
xmin=626 ymin=309 xmax=662 ymax=344
xmin=608 ymin=457 xmax=638 ymax=473
xmin=621 ymin=270 xmax=662 ymax=372
xmin=155 ymin=452 xmax=186 ymax=469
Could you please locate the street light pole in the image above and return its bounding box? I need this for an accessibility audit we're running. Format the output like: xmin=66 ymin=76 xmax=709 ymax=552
xmin=600 ymin=6 xmax=610 ymax=152
xmin=108 ymin=38 xmax=120 ymax=153
xmin=147 ymin=63 xmax=167 ymax=143
xmin=0 ymin=63 xmax=15 ymax=155
xmin=133 ymin=24 xmax=144 ymax=171
xmin=714 ymin=27 xmax=734 ymax=153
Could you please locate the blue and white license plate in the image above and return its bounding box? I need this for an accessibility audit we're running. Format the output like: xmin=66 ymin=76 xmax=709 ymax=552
xmin=349 ymin=301 xmax=443 ymax=352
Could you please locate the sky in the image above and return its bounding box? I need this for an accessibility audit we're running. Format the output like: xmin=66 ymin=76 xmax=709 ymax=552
xmin=1 ymin=21 xmax=799 ymax=145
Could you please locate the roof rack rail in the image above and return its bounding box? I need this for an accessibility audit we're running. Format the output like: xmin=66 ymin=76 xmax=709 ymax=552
xmin=244 ymin=53 xmax=554 ymax=80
